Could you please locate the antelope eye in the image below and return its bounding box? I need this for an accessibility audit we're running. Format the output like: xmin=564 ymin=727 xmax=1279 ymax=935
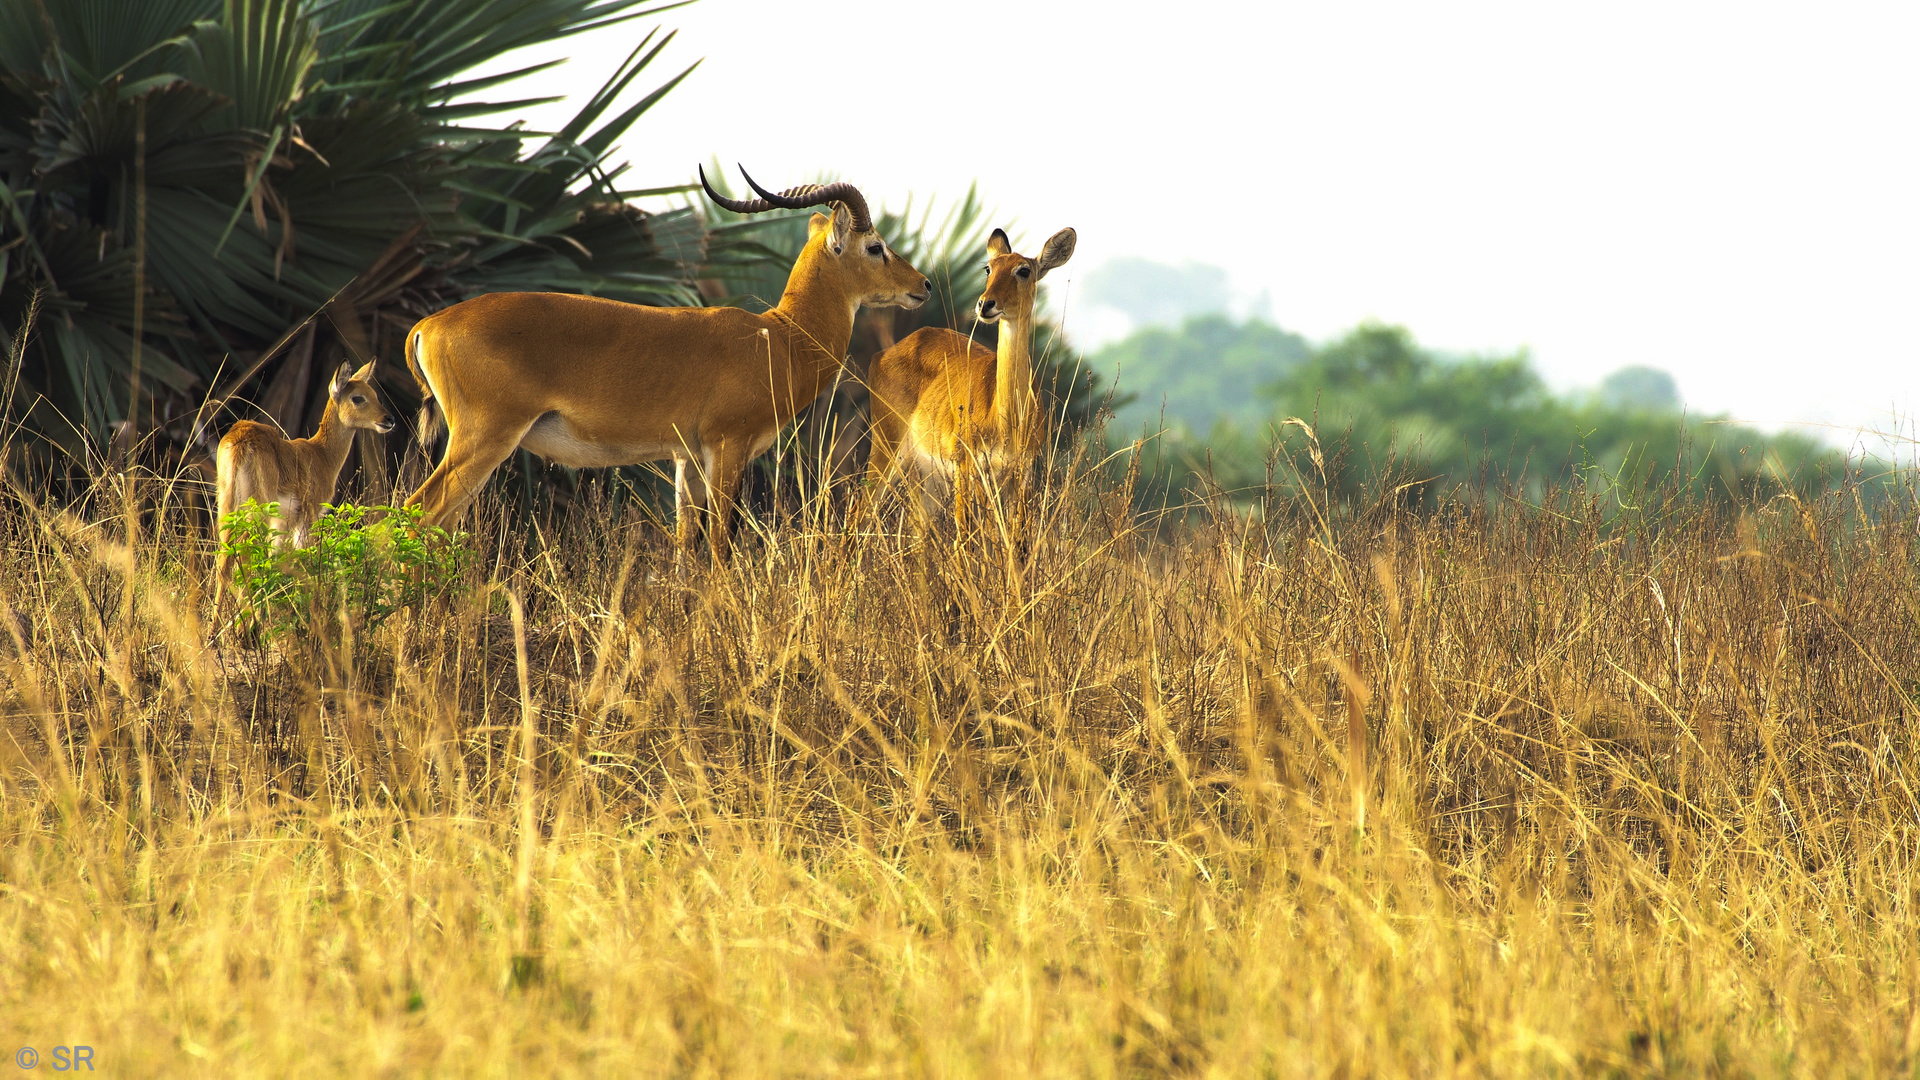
xmin=1015 ymin=266 xmax=1032 ymax=279
xmin=866 ymin=243 xmax=883 ymax=256
xmin=351 ymin=395 xmax=365 ymax=404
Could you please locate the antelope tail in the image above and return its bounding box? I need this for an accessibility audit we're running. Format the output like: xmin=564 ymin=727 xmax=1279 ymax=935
xmin=406 ymin=327 xmax=445 ymax=460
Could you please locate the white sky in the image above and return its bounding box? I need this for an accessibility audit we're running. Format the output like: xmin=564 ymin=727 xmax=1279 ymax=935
xmin=471 ymin=1 xmax=1920 ymax=445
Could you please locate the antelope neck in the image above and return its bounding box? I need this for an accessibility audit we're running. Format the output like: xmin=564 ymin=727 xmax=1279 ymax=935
xmin=993 ymin=312 xmax=1035 ymax=439
xmin=306 ymin=400 xmax=358 ymax=471
xmin=772 ymin=246 xmax=860 ymax=383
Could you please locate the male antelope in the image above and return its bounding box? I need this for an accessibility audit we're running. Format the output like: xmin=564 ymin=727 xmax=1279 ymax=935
xmin=214 ymin=360 xmax=396 ymax=602
xmin=402 ymin=168 xmax=930 ymax=561
xmin=867 ymin=227 xmax=1075 ymax=530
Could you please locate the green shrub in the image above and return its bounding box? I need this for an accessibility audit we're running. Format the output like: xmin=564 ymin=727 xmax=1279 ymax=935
xmin=219 ymin=501 xmax=469 ymax=642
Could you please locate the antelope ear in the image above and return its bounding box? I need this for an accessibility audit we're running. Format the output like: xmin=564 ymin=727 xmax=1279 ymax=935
xmin=808 ymin=209 xmax=850 ymax=255
xmin=350 ymin=359 xmax=376 ymax=384
xmin=328 ymin=361 xmax=355 ymax=398
xmin=1035 ymin=227 xmax=1076 ymax=279
xmin=827 ymin=203 xmax=853 ymax=255
xmin=986 ymin=228 xmax=1013 ymax=258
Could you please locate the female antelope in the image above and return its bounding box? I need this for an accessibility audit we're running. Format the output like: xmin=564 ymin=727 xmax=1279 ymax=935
xmin=867 ymin=227 xmax=1075 ymax=530
xmin=214 ymin=360 xmax=394 ymax=602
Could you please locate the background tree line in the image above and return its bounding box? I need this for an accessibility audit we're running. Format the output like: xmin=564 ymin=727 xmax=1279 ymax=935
xmin=1087 ymin=295 xmax=1862 ymax=516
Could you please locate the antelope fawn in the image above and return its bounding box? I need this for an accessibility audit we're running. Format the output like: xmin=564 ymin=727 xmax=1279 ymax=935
xmin=214 ymin=360 xmax=395 ymax=606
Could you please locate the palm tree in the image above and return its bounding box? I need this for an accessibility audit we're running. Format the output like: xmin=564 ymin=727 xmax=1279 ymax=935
xmin=0 ymin=0 xmax=741 ymax=493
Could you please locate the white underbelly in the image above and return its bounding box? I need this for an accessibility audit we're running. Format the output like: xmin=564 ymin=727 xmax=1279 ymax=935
xmin=519 ymin=413 xmax=682 ymax=468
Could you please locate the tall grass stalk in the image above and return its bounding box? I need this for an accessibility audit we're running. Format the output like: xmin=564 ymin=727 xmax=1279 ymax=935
xmin=0 ymin=443 xmax=1917 ymax=1076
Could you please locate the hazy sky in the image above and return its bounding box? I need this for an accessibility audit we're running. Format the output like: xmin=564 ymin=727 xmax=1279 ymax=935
xmin=472 ymin=1 xmax=1920 ymax=446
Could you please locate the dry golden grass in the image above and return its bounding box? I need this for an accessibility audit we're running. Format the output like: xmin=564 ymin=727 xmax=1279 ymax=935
xmin=1 ymin=451 xmax=1918 ymax=1078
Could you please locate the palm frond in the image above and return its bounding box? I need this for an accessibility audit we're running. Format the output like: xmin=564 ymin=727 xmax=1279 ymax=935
xmin=0 ymin=0 xmax=745 ymax=481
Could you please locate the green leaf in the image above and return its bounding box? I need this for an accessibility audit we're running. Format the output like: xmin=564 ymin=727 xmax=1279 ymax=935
xmin=184 ymin=0 xmax=317 ymax=132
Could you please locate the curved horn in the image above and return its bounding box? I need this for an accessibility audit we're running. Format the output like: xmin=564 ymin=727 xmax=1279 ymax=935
xmin=699 ymin=163 xmax=788 ymax=215
xmin=739 ymin=166 xmax=873 ymax=233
